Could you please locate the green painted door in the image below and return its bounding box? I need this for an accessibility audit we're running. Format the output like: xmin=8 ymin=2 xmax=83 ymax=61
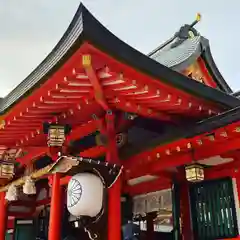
xmin=5 ymin=232 xmax=12 ymax=240
xmin=190 ymin=177 xmax=238 ymax=240
xmin=14 ymin=221 xmax=35 ymax=240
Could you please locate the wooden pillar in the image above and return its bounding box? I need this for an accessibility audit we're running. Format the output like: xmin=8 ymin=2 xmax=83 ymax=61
xmin=146 ymin=213 xmax=155 ymax=240
xmin=108 ymin=178 xmax=121 ymax=240
xmin=0 ymin=192 xmax=7 ymax=240
xmin=105 ymin=112 xmax=121 ymax=240
xmin=233 ymin=175 xmax=240 ymax=234
xmin=179 ymin=177 xmax=193 ymax=240
xmin=48 ymin=173 xmax=62 ymax=240
xmin=180 ymin=180 xmax=192 ymax=239
xmin=172 ymin=180 xmax=181 ymax=240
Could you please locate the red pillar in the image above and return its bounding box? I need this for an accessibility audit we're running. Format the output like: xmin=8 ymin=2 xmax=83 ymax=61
xmin=108 ymin=178 xmax=121 ymax=240
xmin=180 ymin=179 xmax=193 ymax=240
xmin=48 ymin=173 xmax=62 ymax=240
xmin=178 ymin=169 xmax=193 ymax=240
xmin=235 ymin=173 xmax=240 ymax=204
xmin=0 ymin=192 xmax=7 ymax=240
xmin=105 ymin=112 xmax=121 ymax=240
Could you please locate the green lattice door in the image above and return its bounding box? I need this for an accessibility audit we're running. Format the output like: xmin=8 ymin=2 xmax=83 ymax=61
xmin=190 ymin=177 xmax=238 ymax=240
xmin=14 ymin=220 xmax=35 ymax=240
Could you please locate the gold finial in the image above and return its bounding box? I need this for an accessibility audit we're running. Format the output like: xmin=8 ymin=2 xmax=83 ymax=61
xmin=196 ymin=13 xmax=201 ymax=22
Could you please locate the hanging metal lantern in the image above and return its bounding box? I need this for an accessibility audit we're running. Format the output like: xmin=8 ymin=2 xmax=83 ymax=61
xmin=185 ymin=164 xmax=204 ymax=182
xmin=0 ymin=161 xmax=15 ymax=179
xmin=48 ymin=125 xmax=65 ymax=147
xmin=43 ymin=123 xmax=71 ymax=147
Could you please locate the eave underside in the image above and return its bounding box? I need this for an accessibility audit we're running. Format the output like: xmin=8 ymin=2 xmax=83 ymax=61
xmin=1 ymin=4 xmax=239 ymax=114
xmin=0 ymin=4 xmax=239 ymax=188
xmin=0 ymin=42 xmax=232 ymax=148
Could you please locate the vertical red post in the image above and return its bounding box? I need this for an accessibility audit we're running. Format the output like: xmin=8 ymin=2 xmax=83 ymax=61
xmin=178 ymin=169 xmax=193 ymax=240
xmin=0 ymin=192 xmax=7 ymax=240
xmin=48 ymin=173 xmax=62 ymax=240
xmin=105 ymin=112 xmax=121 ymax=240
xmin=108 ymin=178 xmax=121 ymax=240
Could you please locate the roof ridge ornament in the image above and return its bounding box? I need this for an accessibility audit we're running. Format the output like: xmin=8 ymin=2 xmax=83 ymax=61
xmin=196 ymin=13 xmax=202 ymax=23
xmin=169 ymin=13 xmax=202 ymax=49
xmin=149 ymin=13 xmax=203 ymax=55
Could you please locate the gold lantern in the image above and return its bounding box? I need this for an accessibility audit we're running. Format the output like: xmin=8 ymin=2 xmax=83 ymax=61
xmin=185 ymin=164 xmax=204 ymax=182
xmin=48 ymin=125 xmax=65 ymax=147
xmin=0 ymin=161 xmax=15 ymax=179
xmin=43 ymin=123 xmax=71 ymax=147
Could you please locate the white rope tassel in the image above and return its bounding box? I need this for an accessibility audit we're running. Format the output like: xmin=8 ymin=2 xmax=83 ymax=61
xmin=23 ymin=177 xmax=36 ymax=195
xmin=5 ymin=185 xmax=18 ymax=201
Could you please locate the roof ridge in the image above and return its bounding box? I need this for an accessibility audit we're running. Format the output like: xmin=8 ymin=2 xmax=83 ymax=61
xmin=148 ymin=13 xmax=202 ymax=57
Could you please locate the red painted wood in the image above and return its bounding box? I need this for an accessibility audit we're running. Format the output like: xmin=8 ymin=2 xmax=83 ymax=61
xmin=48 ymin=173 xmax=62 ymax=240
xmin=0 ymin=192 xmax=7 ymax=240
xmin=108 ymin=178 xmax=121 ymax=240
xmin=85 ymin=44 xmax=220 ymax=114
xmin=83 ymin=59 xmax=109 ymax=111
xmin=0 ymin=42 xmax=223 ymax=149
xmin=179 ymin=175 xmax=193 ymax=240
xmin=105 ymin=113 xmax=121 ymax=240
xmin=197 ymin=57 xmax=218 ymax=88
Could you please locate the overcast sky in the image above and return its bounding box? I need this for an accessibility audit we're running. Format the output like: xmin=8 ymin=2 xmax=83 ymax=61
xmin=0 ymin=0 xmax=239 ymax=97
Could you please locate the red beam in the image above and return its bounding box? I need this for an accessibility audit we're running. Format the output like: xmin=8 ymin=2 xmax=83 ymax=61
xmin=17 ymin=147 xmax=48 ymax=165
xmin=36 ymin=198 xmax=51 ymax=206
xmin=80 ymin=145 xmax=106 ymax=157
xmin=82 ymin=55 xmax=109 ymax=111
xmin=85 ymin=44 xmax=221 ymax=113
xmin=125 ymin=137 xmax=240 ymax=179
xmin=66 ymin=120 xmax=98 ymax=143
xmin=125 ymin=153 xmax=192 ymax=178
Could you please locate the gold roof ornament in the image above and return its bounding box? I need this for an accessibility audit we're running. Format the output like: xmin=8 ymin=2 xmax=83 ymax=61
xmin=196 ymin=13 xmax=202 ymax=22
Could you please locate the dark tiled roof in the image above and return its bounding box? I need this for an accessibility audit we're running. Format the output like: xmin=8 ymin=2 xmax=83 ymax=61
xmin=150 ymin=35 xmax=203 ymax=71
xmin=149 ymin=24 xmax=232 ymax=93
xmin=0 ymin=4 xmax=238 ymax=114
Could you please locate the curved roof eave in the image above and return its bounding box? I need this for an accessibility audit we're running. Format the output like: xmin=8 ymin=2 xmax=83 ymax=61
xmin=124 ymin=104 xmax=240 ymax=159
xmin=0 ymin=3 xmax=239 ymax=114
xmin=201 ymin=46 xmax=233 ymax=93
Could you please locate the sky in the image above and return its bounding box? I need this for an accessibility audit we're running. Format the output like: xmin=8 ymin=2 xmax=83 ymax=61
xmin=0 ymin=0 xmax=239 ymax=97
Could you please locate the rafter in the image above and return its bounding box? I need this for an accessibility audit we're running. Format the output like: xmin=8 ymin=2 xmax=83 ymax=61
xmin=82 ymin=54 xmax=110 ymax=111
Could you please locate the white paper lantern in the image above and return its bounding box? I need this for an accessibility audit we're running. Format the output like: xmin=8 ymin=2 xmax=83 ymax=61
xmin=5 ymin=185 xmax=18 ymax=201
xmin=23 ymin=177 xmax=36 ymax=195
xmin=67 ymin=173 xmax=104 ymax=217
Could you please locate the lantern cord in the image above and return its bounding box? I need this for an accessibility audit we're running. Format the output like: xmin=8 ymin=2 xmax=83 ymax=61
xmin=108 ymin=166 xmax=123 ymax=189
xmin=84 ymin=228 xmax=98 ymax=240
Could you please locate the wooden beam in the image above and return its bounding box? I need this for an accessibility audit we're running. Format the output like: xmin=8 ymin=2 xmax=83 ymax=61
xmin=125 ymin=137 xmax=240 ymax=179
xmin=16 ymin=147 xmax=48 ymax=165
xmin=82 ymin=54 xmax=110 ymax=111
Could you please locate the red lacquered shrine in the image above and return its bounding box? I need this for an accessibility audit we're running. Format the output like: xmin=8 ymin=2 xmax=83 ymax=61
xmin=1 ymin=4 xmax=240 ymax=240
